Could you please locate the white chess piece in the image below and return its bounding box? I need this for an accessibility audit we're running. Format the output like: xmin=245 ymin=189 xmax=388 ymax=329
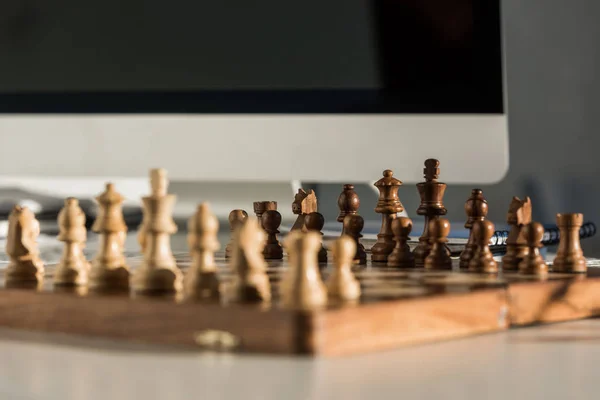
xmin=281 ymin=232 xmax=327 ymax=309
xmin=184 ymin=202 xmax=221 ymax=301
xmin=327 ymin=235 xmax=361 ymax=301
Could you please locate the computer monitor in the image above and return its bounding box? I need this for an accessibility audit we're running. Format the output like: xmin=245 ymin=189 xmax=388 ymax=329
xmin=0 ymin=0 xmax=507 ymax=212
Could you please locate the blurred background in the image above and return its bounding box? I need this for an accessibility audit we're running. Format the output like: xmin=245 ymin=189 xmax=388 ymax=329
xmin=317 ymin=0 xmax=600 ymax=255
xmin=0 ymin=0 xmax=599 ymax=255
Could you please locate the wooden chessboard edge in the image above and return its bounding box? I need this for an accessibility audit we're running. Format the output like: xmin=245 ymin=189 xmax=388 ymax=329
xmin=507 ymin=277 xmax=600 ymax=326
xmin=0 ymin=288 xmax=306 ymax=354
xmin=309 ymin=288 xmax=509 ymax=356
xmin=0 ymin=286 xmax=511 ymax=356
xmin=3 ymin=274 xmax=600 ymax=356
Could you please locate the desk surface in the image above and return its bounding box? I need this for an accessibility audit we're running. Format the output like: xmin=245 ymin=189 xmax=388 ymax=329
xmin=0 ymin=319 xmax=598 ymax=400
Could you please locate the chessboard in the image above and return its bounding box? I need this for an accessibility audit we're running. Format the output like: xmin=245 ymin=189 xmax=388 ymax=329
xmin=0 ymin=160 xmax=597 ymax=357
xmin=0 ymin=248 xmax=598 ymax=357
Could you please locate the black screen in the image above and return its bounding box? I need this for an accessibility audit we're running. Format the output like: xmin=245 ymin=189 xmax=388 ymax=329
xmin=0 ymin=0 xmax=503 ymax=113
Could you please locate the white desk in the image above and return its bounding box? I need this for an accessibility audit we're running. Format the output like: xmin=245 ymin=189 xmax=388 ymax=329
xmin=0 ymin=319 xmax=598 ymax=400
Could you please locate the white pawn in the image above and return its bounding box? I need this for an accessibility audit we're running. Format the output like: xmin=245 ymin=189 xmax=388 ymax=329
xmin=327 ymin=235 xmax=361 ymax=301
xmin=281 ymin=232 xmax=327 ymax=309
xmin=279 ymin=230 xmax=302 ymax=296
xmin=226 ymin=218 xmax=271 ymax=303
xmin=184 ymin=203 xmax=221 ymax=301
xmin=54 ymin=198 xmax=90 ymax=286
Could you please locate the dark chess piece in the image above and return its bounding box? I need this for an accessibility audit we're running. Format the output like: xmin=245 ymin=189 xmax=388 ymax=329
xmin=304 ymin=212 xmax=327 ymax=263
xmin=291 ymin=189 xmax=318 ymax=231
xmin=343 ymin=214 xmax=367 ymax=265
xmin=337 ymin=184 xmax=360 ymax=234
xmin=387 ymin=217 xmax=414 ymax=268
xmin=553 ymin=213 xmax=587 ymax=273
xmin=501 ymin=197 xmax=532 ymax=270
xmin=262 ymin=210 xmax=283 ymax=260
xmin=424 ymin=218 xmax=452 ymax=270
xmin=468 ymin=220 xmax=498 ymax=273
xmin=253 ymin=201 xmax=277 ymax=230
xmin=459 ymin=189 xmax=489 ymax=269
xmin=226 ymin=209 xmax=248 ymax=258
xmin=413 ymin=159 xmax=448 ymax=267
xmin=371 ymin=170 xmax=404 ymax=263
xmin=518 ymin=222 xmax=548 ymax=276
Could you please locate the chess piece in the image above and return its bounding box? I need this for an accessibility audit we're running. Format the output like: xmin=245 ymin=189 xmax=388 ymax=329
xmin=291 ymin=189 xmax=317 ymax=231
xmin=343 ymin=214 xmax=367 ymax=265
xmin=468 ymin=220 xmax=498 ymax=273
xmin=459 ymin=189 xmax=489 ymax=269
xmin=5 ymin=205 xmax=44 ymax=288
xmin=262 ymin=209 xmax=284 ymax=260
xmin=184 ymin=203 xmax=221 ymax=301
xmin=518 ymin=222 xmax=548 ymax=276
xmin=304 ymin=212 xmax=327 ymax=263
xmin=89 ymin=183 xmax=130 ymax=292
xmin=371 ymin=170 xmax=404 ymax=263
xmin=226 ymin=218 xmax=271 ymax=303
xmin=226 ymin=209 xmax=248 ymax=258
xmin=413 ymin=159 xmax=447 ymax=267
xmin=387 ymin=217 xmax=414 ymax=268
xmin=253 ymin=201 xmax=277 ymax=230
xmin=137 ymin=168 xmax=168 ymax=253
xmin=327 ymin=235 xmax=361 ymax=301
xmin=54 ymin=198 xmax=90 ymax=286
xmin=281 ymin=231 xmax=327 ymax=309
xmin=132 ymin=170 xmax=182 ymax=295
xmin=502 ymin=197 xmax=532 ymax=270
xmin=552 ymin=213 xmax=586 ymax=273
xmin=424 ymin=218 xmax=452 ymax=270
xmin=280 ymin=230 xmax=302 ymax=296
xmin=337 ymin=184 xmax=360 ymax=234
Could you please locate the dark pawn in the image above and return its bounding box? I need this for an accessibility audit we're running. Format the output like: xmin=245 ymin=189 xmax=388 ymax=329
xmin=424 ymin=218 xmax=452 ymax=270
xmin=459 ymin=189 xmax=489 ymax=268
xmin=468 ymin=220 xmax=498 ymax=273
xmin=337 ymin=184 xmax=360 ymax=234
xmin=304 ymin=212 xmax=327 ymax=263
xmin=253 ymin=201 xmax=277 ymax=230
xmin=226 ymin=209 xmax=248 ymax=258
xmin=518 ymin=222 xmax=548 ymax=276
xmin=261 ymin=210 xmax=283 ymax=260
xmin=388 ymin=217 xmax=414 ymax=268
xmin=343 ymin=214 xmax=367 ymax=265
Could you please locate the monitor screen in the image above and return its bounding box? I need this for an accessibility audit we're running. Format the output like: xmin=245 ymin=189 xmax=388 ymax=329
xmin=0 ymin=0 xmax=503 ymax=113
